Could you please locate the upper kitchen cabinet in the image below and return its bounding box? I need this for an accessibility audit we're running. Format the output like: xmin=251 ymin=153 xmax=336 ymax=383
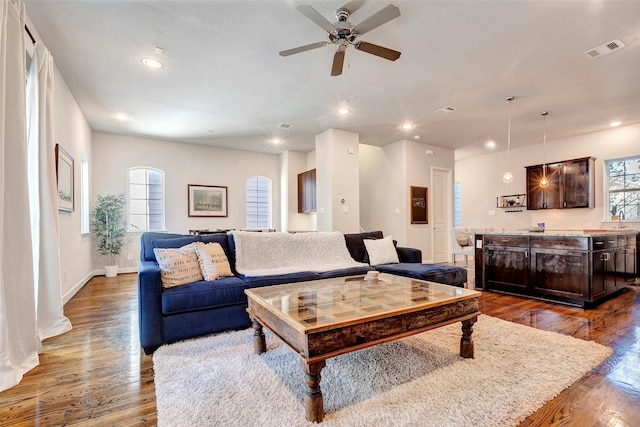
xmin=526 ymin=157 xmax=595 ymax=210
xmin=297 ymin=168 xmax=316 ymax=213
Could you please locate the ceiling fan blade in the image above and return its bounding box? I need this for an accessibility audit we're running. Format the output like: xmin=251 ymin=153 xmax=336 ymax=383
xmin=340 ymin=0 xmax=365 ymax=15
xmin=297 ymin=5 xmax=336 ymax=33
xmin=355 ymin=41 xmax=401 ymax=61
xmin=354 ymin=4 xmax=401 ymax=35
xmin=331 ymin=51 xmax=345 ymax=76
xmin=279 ymin=41 xmax=327 ymax=57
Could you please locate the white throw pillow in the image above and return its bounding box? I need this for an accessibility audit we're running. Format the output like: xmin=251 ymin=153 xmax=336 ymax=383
xmin=154 ymin=243 xmax=203 ymax=288
xmin=194 ymin=242 xmax=233 ymax=281
xmin=363 ymin=235 xmax=399 ymax=266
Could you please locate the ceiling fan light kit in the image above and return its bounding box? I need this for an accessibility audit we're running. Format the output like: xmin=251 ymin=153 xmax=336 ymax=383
xmin=280 ymin=3 xmax=402 ymax=76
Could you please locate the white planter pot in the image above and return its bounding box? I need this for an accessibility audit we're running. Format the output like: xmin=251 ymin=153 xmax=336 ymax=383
xmin=104 ymin=265 xmax=118 ymax=277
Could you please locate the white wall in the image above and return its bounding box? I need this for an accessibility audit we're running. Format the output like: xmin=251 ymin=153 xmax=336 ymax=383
xmin=359 ymin=140 xmax=456 ymax=260
xmin=279 ymin=151 xmax=316 ymax=232
xmin=315 ymin=129 xmax=360 ymax=233
xmin=456 ymin=123 xmax=640 ymax=231
xmin=53 ymin=66 xmax=94 ymax=303
xmin=91 ymin=132 xmax=281 ymax=270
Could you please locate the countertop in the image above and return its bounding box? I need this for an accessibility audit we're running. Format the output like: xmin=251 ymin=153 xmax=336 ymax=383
xmin=480 ymin=229 xmax=638 ymax=237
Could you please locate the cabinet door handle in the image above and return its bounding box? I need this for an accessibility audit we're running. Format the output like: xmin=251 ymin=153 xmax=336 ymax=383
xmin=602 ymin=253 xmax=610 ymax=261
xmin=525 ymin=250 xmax=529 ymax=259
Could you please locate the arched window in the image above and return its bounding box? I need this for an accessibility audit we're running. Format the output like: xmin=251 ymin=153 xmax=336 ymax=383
xmin=246 ymin=176 xmax=271 ymax=229
xmin=128 ymin=167 xmax=165 ymax=231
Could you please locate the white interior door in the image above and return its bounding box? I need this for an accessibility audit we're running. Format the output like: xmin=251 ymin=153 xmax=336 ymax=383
xmin=432 ymin=168 xmax=451 ymax=263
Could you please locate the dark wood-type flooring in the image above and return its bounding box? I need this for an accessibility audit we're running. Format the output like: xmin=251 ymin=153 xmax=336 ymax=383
xmin=1 ymin=271 xmax=639 ymax=426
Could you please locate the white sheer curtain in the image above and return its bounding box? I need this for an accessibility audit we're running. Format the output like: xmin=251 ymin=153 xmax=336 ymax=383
xmin=1 ymin=0 xmax=71 ymax=392
xmin=27 ymin=44 xmax=72 ymax=340
xmin=0 ymin=0 xmax=40 ymax=392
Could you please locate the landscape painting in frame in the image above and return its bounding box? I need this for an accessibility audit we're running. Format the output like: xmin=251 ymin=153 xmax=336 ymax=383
xmin=188 ymin=185 xmax=228 ymax=217
xmin=55 ymin=144 xmax=74 ymax=212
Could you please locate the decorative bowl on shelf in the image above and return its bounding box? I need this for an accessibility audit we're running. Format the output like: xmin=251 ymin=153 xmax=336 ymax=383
xmin=524 ymin=226 xmax=545 ymax=232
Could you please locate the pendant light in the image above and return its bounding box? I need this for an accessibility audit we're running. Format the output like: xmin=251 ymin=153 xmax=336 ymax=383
xmin=502 ymin=96 xmax=515 ymax=183
xmin=539 ymin=112 xmax=550 ymax=188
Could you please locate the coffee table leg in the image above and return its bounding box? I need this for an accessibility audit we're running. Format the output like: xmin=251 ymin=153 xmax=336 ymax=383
xmin=302 ymin=360 xmax=326 ymax=422
xmin=252 ymin=319 xmax=266 ymax=354
xmin=460 ymin=316 xmax=477 ymax=358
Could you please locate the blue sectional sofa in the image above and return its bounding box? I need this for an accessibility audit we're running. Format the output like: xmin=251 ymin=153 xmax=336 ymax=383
xmin=138 ymin=230 xmax=467 ymax=354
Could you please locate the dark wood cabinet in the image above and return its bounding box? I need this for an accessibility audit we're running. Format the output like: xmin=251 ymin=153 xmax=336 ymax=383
xmin=297 ymin=169 xmax=316 ymax=213
xmin=526 ymin=157 xmax=595 ymax=210
xmin=483 ymin=235 xmax=530 ymax=293
xmin=526 ymin=162 xmax=563 ymax=209
xmin=481 ymin=232 xmax=637 ymax=307
xmin=474 ymin=234 xmax=484 ymax=289
xmin=529 ymin=236 xmax=590 ymax=301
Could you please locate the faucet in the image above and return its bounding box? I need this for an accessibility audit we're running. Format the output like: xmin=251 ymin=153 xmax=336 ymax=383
xmin=617 ymin=211 xmax=627 ymax=229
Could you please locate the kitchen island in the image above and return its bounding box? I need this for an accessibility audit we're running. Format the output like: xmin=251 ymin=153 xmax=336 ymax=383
xmin=476 ymin=230 xmax=638 ymax=307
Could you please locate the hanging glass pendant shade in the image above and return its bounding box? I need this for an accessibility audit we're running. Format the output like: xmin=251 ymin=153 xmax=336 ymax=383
xmin=502 ymin=96 xmax=515 ymax=183
xmin=539 ymin=112 xmax=550 ymax=188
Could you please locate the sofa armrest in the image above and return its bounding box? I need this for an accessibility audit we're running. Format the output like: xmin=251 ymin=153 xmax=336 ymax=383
xmin=138 ymin=260 xmax=164 ymax=354
xmin=396 ymin=246 xmax=422 ymax=263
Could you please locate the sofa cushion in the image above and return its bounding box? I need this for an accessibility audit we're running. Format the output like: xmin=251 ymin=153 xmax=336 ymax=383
xmin=364 ymin=235 xmax=400 ymax=266
xmin=374 ymin=263 xmax=467 ymax=287
xmin=152 ymin=236 xmax=201 ymax=250
xmin=344 ymin=231 xmax=384 ymax=263
xmin=194 ymin=242 xmax=233 ymax=280
xmin=154 ymin=244 xmax=204 ymax=287
xmin=200 ymin=233 xmax=234 ymax=262
xmin=318 ymin=266 xmax=373 ymax=279
xmin=140 ymin=232 xmax=192 ymax=262
xmin=239 ymin=271 xmax=321 ymax=288
xmin=161 ymin=277 xmax=248 ymax=314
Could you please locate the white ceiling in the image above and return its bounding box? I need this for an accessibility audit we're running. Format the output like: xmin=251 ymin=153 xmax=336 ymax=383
xmin=24 ymin=1 xmax=640 ymax=160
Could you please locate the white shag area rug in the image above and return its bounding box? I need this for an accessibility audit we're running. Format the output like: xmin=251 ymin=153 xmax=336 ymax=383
xmin=231 ymin=231 xmax=366 ymax=276
xmin=153 ymin=315 xmax=612 ymax=427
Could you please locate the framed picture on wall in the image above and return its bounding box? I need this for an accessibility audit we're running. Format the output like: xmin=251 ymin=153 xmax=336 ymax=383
xmin=55 ymin=144 xmax=74 ymax=212
xmin=410 ymin=186 xmax=428 ymax=224
xmin=188 ymin=184 xmax=228 ymax=217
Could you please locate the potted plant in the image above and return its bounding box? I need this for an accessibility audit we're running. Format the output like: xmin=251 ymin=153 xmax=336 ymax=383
xmin=91 ymin=194 xmax=127 ymax=277
xmin=610 ymin=205 xmax=619 ymax=221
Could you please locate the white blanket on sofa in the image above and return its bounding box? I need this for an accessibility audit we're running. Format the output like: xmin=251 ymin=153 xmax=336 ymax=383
xmin=232 ymin=231 xmax=367 ymax=277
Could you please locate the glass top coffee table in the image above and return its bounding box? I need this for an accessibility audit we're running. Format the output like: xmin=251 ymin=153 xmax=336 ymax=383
xmin=245 ymin=273 xmax=481 ymax=422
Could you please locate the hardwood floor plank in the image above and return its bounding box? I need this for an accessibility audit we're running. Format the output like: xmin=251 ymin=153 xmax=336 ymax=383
xmin=0 ymin=272 xmax=638 ymax=426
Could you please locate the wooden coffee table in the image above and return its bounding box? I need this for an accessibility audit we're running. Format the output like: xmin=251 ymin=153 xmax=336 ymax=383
xmin=245 ymin=273 xmax=481 ymax=422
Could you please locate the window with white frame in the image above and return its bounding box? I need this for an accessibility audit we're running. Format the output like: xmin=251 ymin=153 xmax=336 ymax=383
xmin=128 ymin=167 xmax=165 ymax=231
xmin=246 ymin=176 xmax=271 ymax=229
xmin=606 ymin=156 xmax=640 ymax=221
xmin=454 ymin=182 xmax=461 ymax=228
xmin=81 ymin=153 xmax=90 ymax=234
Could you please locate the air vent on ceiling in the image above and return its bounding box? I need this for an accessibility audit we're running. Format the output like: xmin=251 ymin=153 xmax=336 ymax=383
xmin=435 ymin=106 xmax=457 ymax=114
xmin=583 ymin=39 xmax=625 ymax=59
xmin=278 ymin=122 xmax=293 ymax=130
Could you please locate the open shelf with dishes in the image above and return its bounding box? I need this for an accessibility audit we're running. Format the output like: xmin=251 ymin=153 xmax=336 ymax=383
xmin=497 ymin=194 xmax=526 ymax=212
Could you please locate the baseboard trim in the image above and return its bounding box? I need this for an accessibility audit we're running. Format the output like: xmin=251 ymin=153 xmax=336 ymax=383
xmin=63 ymin=266 xmax=139 ymax=305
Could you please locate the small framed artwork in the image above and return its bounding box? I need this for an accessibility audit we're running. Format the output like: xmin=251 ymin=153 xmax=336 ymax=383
xmin=410 ymin=186 xmax=428 ymax=224
xmin=55 ymin=144 xmax=74 ymax=212
xmin=188 ymin=185 xmax=228 ymax=217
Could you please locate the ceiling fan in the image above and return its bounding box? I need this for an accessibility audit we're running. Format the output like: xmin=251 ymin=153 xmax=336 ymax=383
xmin=279 ymin=2 xmax=402 ymax=76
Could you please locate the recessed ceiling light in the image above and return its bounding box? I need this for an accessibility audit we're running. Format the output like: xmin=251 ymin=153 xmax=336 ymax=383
xmin=271 ymin=138 xmax=282 ymax=144
xmin=414 ymin=135 xmax=420 ymax=140
xmin=112 ymin=113 xmax=132 ymax=121
xmin=485 ymin=140 xmax=496 ymax=149
xmin=401 ymin=123 xmax=413 ymax=130
xmin=609 ymin=121 xmax=622 ymax=127
xmin=338 ymin=108 xmax=350 ymax=115
xmin=142 ymin=58 xmax=162 ymax=69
